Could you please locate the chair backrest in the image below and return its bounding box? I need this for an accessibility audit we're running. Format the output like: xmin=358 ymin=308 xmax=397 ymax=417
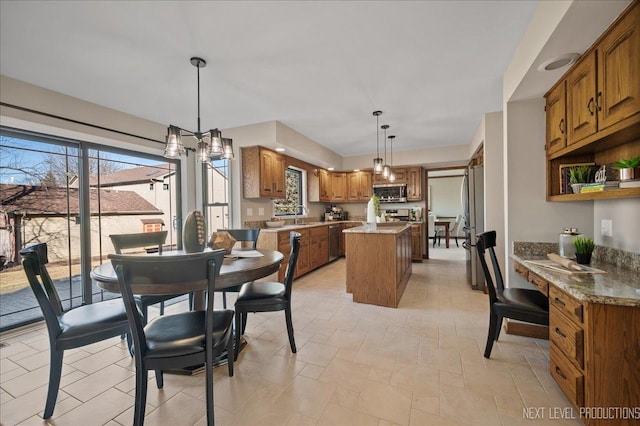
xmin=476 ymin=231 xmax=504 ymax=304
xmin=218 ymin=228 xmax=260 ymax=249
xmin=19 ymin=243 xmax=64 ymax=339
xmin=109 ymin=249 xmax=225 ymax=357
xmin=283 ymin=232 xmax=302 ymax=300
xmin=453 ymin=214 xmax=464 ymax=236
xmin=428 ymin=214 xmax=435 ymax=237
xmin=109 ymin=231 xmax=168 ymax=254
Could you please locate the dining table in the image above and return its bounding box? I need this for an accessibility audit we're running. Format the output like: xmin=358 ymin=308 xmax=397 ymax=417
xmin=91 ymin=248 xmax=284 ymax=370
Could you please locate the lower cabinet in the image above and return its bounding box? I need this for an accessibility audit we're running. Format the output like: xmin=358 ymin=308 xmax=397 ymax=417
xmin=410 ymin=223 xmax=423 ymax=262
xmin=309 ymin=226 xmax=329 ymax=270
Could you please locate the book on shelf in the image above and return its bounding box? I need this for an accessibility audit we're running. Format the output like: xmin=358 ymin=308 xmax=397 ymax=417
xmin=619 ymin=179 xmax=640 ymax=189
xmin=581 ymin=183 xmax=605 ymax=193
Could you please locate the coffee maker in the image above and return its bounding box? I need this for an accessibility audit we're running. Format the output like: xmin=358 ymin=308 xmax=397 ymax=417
xmin=324 ymin=205 xmax=344 ymax=221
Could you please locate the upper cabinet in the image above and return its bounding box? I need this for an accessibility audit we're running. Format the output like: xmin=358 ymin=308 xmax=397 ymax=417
xmin=319 ymin=168 xmax=332 ymax=202
xmin=347 ymin=171 xmax=372 ymax=201
xmin=407 ymin=167 xmax=423 ymax=201
xmin=544 ymin=1 xmax=640 ymax=201
xmin=330 ymin=172 xmax=348 ymax=201
xmin=242 ymin=146 xmax=286 ymax=199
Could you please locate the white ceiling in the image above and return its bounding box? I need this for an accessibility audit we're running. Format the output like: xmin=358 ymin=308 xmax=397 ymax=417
xmin=2 ymin=1 xmax=543 ymax=158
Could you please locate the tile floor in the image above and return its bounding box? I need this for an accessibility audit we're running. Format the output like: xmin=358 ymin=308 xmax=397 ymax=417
xmin=0 ymin=247 xmax=581 ymax=425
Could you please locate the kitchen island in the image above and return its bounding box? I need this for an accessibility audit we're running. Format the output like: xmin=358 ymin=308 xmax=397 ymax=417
xmin=344 ymin=223 xmax=412 ymax=308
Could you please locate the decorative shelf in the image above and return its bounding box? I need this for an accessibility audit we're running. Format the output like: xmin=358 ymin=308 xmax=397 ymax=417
xmin=547 ymin=187 xmax=640 ymax=201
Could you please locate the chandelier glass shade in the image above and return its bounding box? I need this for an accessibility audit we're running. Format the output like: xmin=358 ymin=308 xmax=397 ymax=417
xmin=387 ymin=135 xmax=395 ymax=182
xmin=163 ymin=57 xmax=234 ymax=161
xmin=372 ymin=111 xmax=383 ymax=174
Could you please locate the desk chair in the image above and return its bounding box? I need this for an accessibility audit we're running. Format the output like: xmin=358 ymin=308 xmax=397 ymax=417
xmin=216 ymin=228 xmax=260 ymax=308
xmin=476 ymin=231 xmax=549 ymax=358
xmin=451 ymin=214 xmax=464 ymax=247
xmin=110 ymin=231 xmax=180 ymax=323
xmin=20 ymin=243 xmax=130 ymax=419
xmin=234 ymin=232 xmax=301 ymax=360
xmin=110 ymin=249 xmax=233 ymax=426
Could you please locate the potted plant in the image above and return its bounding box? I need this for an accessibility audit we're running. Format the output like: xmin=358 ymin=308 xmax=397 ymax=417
xmin=569 ymin=165 xmax=594 ymax=194
xmin=573 ymin=236 xmax=595 ymax=265
xmin=613 ymin=156 xmax=640 ymax=181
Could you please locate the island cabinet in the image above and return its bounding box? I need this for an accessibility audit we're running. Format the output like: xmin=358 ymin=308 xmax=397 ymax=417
xmin=410 ymin=223 xmax=423 ymax=262
xmin=406 ymin=167 xmax=423 ymax=201
xmin=347 ymin=171 xmax=372 ymax=201
xmin=345 ymin=225 xmax=412 ymax=308
xmin=544 ymin=1 xmax=640 ymax=201
xmin=242 ymin=146 xmax=286 ymax=199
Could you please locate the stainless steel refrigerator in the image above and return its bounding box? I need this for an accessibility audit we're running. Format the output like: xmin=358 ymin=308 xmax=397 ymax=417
xmin=462 ymin=165 xmax=485 ymax=290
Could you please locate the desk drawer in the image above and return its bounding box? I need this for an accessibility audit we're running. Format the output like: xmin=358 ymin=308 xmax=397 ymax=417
xmin=528 ymin=271 xmax=549 ymax=297
xmin=514 ymin=262 xmax=529 ymax=280
xmin=549 ymin=285 xmax=583 ymax=324
xmin=550 ymin=305 xmax=584 ymax=369
xmin=550 ymin=344 xmax=584 ymax=408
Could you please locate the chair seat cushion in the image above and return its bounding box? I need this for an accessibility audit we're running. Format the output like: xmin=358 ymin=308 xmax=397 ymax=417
xmin=144 ymin=310 xmax=234 ymax=359
xmin=58 ymin=299 xmax=128 ymax=343
xmin=236 ymin=282 xmax=286 ymax=303
xmin=498 ymin=288 xmax=548 ymax=313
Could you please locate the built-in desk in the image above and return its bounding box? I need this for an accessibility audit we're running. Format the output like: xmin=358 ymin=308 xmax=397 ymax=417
xmin=512 ymin=252 xmax=640 ymax=425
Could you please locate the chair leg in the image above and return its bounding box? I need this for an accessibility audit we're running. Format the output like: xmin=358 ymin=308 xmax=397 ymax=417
xmin=484 ymin=310 xmax=498 ymax=359
xmin=133 ymin=367 xmax=148 ymax=426
xmin=43 ymin=349 xmax=64 ymax=418
xmin=495 ymin=315 xmax=503 ymax=341
xmin=455 ymin=236 xmax=459 ymax=247
xmin=241 ymin=312 xmax=248 ymax=335
xmin=205 ymin=338 xmax=214 ymax=426
xmin=227 ymin=332 xmax=234 ymax=377
xmin=159 ymin=301 xmax=165 ymax=316
xmin=126 ymin=333 xmax=134 ymax=357
xmin=285 ymin=306 xmax=296 ymax=353
xmin=155 ymin=369 xmax=163 ymax=389
xmin=141 ymin=304 xmax=149 ymax=325
xmin=234 ymin=310 xmax=242 ymax=361
xmin=222 ymin=292 xmax=227 ymax=309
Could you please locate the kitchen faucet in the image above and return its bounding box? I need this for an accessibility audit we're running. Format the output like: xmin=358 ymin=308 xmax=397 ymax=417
xmin=294 ymin=205 xmax=308 ymax=225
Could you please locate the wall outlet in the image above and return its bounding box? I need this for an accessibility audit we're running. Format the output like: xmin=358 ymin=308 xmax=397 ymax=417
xmin=246 ymin=208 xmax=253 ymax=217
xmin=258 ymin=208 xmax=265 ymax=216
xmin=601 ymin=219 xmax=613 ymax=237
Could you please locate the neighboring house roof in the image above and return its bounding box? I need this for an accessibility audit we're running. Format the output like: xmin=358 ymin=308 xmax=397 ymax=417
xmin=0 ymin=184 xmax=163 ymax=217
xmin=91 ymin=163 xmax=175 ymax=187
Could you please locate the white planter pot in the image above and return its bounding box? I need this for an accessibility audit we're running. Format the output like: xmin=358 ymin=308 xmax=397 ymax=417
xmin=571 ymin=184 xmax=583 ymax=194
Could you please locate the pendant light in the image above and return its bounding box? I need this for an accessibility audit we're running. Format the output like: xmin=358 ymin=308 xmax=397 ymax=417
xmin=381 ymin=124 xmax=390 ymax=179
xmin=164 ymin=57 xmax=234 ymax=161
xmin=372 ymin=111 xmax=383 ymax=174
xmin=388 ymin=135 xmax=396 ymax=182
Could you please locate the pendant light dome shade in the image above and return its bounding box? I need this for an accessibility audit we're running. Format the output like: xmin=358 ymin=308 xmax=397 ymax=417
xmin=381 ymin=124 xmax=390 ymax=179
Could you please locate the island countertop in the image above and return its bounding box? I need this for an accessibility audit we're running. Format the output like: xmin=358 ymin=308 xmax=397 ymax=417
xmin=511 ymin=254 xmax=640 ymax=307
xmin=343 ymin=224 xmax=411 ymax=234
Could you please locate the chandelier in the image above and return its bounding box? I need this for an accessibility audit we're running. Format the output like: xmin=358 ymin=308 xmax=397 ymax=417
xmin=381 ymin=124 xmax=390 ymax=179
xmin=164 ymin=57 xmax=234 ymax=161
xmin=372 ymin=111 xmax=383 ymax=174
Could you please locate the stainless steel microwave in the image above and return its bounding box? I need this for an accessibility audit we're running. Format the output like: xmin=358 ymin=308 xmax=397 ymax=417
xmin=373 ymin=184 xmax=407 ymax=203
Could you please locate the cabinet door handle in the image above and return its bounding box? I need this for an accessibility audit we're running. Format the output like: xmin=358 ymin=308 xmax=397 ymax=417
xmin=554 ymin=327 xmax=567 ymax=339
xmin=555 ymin=366 xmax=567 ymax=380
xmin=559 ymin=118 xmax=565 ymax=134
xmin=587 ymin=97 xmax=595 ymax=115
xmin=596 ymin=91 xmax=602 ymax=111
xmin=554 ymin=297 xmax=566 ymax=307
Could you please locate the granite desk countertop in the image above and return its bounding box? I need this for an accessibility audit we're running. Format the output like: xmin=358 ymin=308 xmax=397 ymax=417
xmin=511 ymin=253 xmax=640 ymax=307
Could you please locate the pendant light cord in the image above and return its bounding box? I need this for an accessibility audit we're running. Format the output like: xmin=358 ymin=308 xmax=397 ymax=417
xmin=196 ymin=62 xmax=201 ymax=133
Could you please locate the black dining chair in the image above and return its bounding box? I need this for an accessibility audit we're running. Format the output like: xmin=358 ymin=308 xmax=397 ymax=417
xmin=476 ymin=231 xmax=549 ymax=358
xmin=19 ymin=243 xmax=130 ymax=420
xmin=110 ymin=231 xmax=182 ymax=323
xmin=234 ymin=231 xmax=301 ymax=360
xmin=110 ymin=249 xmax=234 ymax=426
xmin=216 ymin=228 xmax=261 ymax=309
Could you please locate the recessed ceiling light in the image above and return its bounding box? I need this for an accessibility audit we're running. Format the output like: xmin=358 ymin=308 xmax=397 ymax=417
xmin=275 ymin=147 xmax=286 ymax=152
xmin=327 ymin=167 xmax=335 ymax=171
xmin=538 ymin=53 xmax=581 ymax=71
xmin=353 ymin=169 xmax=360 ymax=172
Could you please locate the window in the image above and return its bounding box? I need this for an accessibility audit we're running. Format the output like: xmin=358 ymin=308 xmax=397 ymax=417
xmin=273 ymin=167 xmax=306 ymax=216
xmin=203 ymin=159 xmax=230 ymax=230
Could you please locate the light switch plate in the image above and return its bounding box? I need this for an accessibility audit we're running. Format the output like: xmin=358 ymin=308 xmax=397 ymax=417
xmin=246 ymin=208 xmax=253 ymax=217
xmin=258 ymin=208 xmax=265 ymax=216
xmin=601 ymin=219 xmax=613 ymax=237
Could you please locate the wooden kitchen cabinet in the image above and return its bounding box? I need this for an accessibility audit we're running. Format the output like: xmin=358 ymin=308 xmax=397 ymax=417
xmin=544 ymin=1 xmax=640 ymax=202
xmin=309 ymin=226 xmax=329 ymax=270
xmin=241 ymin=146 xmax=285 ymax=199
xmin=407 ymin=167 xmax=423 ymax=201
xmin=374 ymin=167 xmax=407 ymax=184
xmin=330 ymin=172 xmax=347 ymax=201
xmin=410 ymin=223 xmax=423 ymax=262
xmin=545 ymin=81 xmax=567 ymax=155
xmin=274 ymin=229 xmax=310 ymax=281
xmin=347 ymin=171 xmax=372 ymax=201
xmin=319 ymin=169 xmax=331 ymax=202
